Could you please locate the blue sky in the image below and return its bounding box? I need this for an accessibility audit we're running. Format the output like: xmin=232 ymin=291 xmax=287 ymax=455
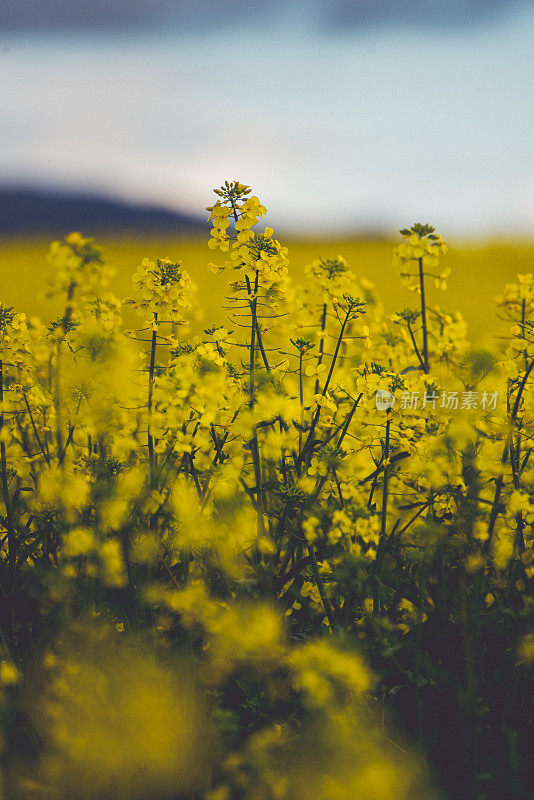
xmin=1 ymin=1 xmax=534 ymax=236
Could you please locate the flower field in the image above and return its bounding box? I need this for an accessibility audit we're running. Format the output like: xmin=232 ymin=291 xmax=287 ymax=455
xmin=0 ymin=181 xmax=532 ymax=800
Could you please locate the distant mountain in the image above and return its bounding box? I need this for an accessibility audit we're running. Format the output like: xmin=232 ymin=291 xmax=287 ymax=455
xmin=0 ymin=0 xmax=525 ymax=32
xmin=322 ymin=0 xmax=527 ymax=29
xmin=0 ymin=187 xmax=207 ymax=237
xmin=0 ymin=0 xmax=267 ymax=31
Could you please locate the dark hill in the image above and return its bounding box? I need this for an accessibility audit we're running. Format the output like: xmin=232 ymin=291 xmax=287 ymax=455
xmin=0 ymin=187 xmax=207 ymax=237
xmin=0 ymin=0 xmax=521 ymax=32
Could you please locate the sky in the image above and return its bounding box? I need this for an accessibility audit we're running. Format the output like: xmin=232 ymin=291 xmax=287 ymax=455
xmin=1 ymin=0 xmax=534 ymax=236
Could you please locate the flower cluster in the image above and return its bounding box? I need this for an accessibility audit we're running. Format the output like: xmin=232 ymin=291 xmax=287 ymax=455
xmin=207 ymin=181 xmax=289 ymax=297
xmin=0 ymin=303 xmax=30 ymax=368
xmin=46 ymin=231 xmax=111 ymax=301
xmin=496 ymin=272 xmax=534 ymax=321
xmin=126 ymin=256 xmax=195 ymax=325
xmin=393 ymin=222 xmax=450 ymax=292
xmin=0 ymin=186 xmax=532 ymax=800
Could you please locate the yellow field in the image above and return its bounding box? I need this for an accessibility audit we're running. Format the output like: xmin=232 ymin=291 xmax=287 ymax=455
xmin=2 ymin=235 xmax=534 ymax=348
xmin=2 ymin=227 xmax=533 ymax=800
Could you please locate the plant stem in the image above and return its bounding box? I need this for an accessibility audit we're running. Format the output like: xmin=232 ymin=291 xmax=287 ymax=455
xmin=55 ymin=279 xmax=77 ymax=463
xmin=147 ymin=314 xmax=159 ymax=483
xmin=22 ymin=389 xmax=49 ymax=465
xmin=54 ymin=341 xmax=64 ymax=460
xmin=254 ymin=320 xmax=271 ymax=373
xmin=307 ymin=543 xmax=336 ymax=631
xmin=296 ymin=305 xmax=354 ymax=469
xmin=486 ymin=356 xmax=534 ymax=549
xmin=315 ymin=303 xmax=327 ymax=396
xmin=407 ymin=320 xmax=426 ymax=372
xmin=247 ymin=273 xmax=258 ymax=409
xmin=374 ymin=412 xmax=391 ymax=619
xmin=298 ymin=349 xmax=305 ymax=453
xmin=0 ymin=361 xmax=16 ymax=598
xmin=246 ymin=272 xmax=265 ymax=537
xmin=418 ymin=257 xmax=429 ymax=372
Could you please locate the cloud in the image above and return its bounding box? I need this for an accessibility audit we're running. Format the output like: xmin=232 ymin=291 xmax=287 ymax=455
xmin=2 ymin=12 xmax=534 ymax=236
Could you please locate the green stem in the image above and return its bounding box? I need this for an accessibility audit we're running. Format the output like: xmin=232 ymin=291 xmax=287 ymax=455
xmin=298 ymin=349 xmax=304 ymax=453
xmin=147 ymin=313 xmax=158 ymax=482
xmin=374 ymin=412 xmax=391 ymax=619
xmin=516 ymin=511 xmax=525 ymax=554
xmin=315 ymin=303 xmax=327 ymax=396
xmin=307 ymin=543 xmax=336 ymax=631
xmin=55 ymin=279 xmax=77 ymax=463
xmin=254 ymin=320 xmax=271 ymax=373
xmin=54 ymin=341 xmax=64 ymax=460
xmin=296 ymin=305 xmax=353 ymax=469
xmin=245 ymin=273 xmax=259 ymax=409
xmin=246 ymin=272 xmax=264 ymax=536
xmin=486 ymin=356 xmax=534 ymax=549
xmin=22 ymin=389 xmax=49 ymax=465
xmin=0 ymin=361 xmax=16 ymax=596
xmin=63 ymin=280 xmax=77 ymax=332
xmin=418 ymin=257 xmax=429 ymax=372
xmin=407 ymin=320 xmax=426 ymax=371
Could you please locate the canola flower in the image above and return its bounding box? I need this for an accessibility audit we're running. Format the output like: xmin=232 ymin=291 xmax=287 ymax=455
xmin=126 ymin=256 xmax=195 ymax=325
xmin=0 ymin=184 xmax=531 ymax=800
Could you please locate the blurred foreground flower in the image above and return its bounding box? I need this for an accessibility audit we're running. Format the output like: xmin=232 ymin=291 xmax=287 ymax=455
xmin=32 ymin=623 xmax=211 ymax=800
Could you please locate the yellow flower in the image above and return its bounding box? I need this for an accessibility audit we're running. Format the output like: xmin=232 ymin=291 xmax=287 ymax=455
xmin=305 ymin=362 xmax=326 ymax=378
xmin=0 ymin=660 xmax=20 ymax=686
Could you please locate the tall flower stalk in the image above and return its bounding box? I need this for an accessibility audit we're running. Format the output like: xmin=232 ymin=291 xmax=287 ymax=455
xmin=124 ymin=256 xmax=195 ymax=484
xmin=393 ymin=223 xmax=449 ymax=373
